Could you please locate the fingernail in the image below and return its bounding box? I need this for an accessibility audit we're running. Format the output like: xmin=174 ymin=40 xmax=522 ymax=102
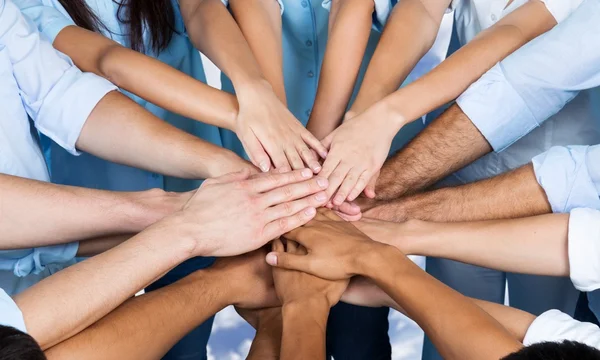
xmin=266 ymin=253 xmax=278 ymax=266
xmin=321 ymin=151 xmax=328 ymax=158
xmin=313 ymin=165 xmax=322 ymax=173
xmin=305 ymin=207 xmax=316 ymax=216
xmin=260 ymin=162 xmax=270 ymax=172
xmin=315 ymin=192 xmax=327 ymax=201
xmin=316 ymin=177 xmax=328 ymax=188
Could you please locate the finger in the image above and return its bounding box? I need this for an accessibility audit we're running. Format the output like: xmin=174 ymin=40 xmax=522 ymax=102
xmin=286 ymin=240 xmax=298 ymax=253
xmin=267 ymin=146 xmax=291 ymax=171
xmin=319 ymin=209 xmax=345 ymax=221
xmin=321 ymin=132 xmax=334 ymax=150
xmin=260 ymin=176 xmax=328 ymax=207
xmin=347 ymin=171 xmax=370 ymax=202
xmin=265 ymin=252 xmax=311 ymax=273
xmin=328 ymin=165 xmax=354 ymax=206
xmin=298 ymin=144 xmax=322 ymax=174
xmin=272 ymin=238 xmax=285 ymax=252
xmin=334 ymin=211 xmax=362 ymax=222
xmin=364 ymin=172 xmax=378 ymax=199
xmin=243 ymin=133 xmax=271 ymax=172
xmin=300 ymin=130 xmax=328 ymax=159
xmin=204 ymin=168 xmax=251 ymax=186
xmin=263 ymin=207 xmax=317 ymax=241
xmin=284 ymin=147 xmax=304 ymax=171
xmin=334 ymin=201 xmax=361 ymax=216
xmin=264 ymin=191 xmax=327 ymax=222
xmin=248 ymin=168 xmax=315 ymax=193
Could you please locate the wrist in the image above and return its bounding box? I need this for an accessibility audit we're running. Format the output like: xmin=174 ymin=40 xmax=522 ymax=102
xmin=120 ymin=189 xmax=188 ymax=232
xmin=356 ymin=242 xmax=402 ymax=280
xmin=234 ymin=78 xmax=273 ymax=98
xmin=282 ymin=297 xmax=330 ymax=325
xmin=376 ymin=97 xmax=407 ymax=134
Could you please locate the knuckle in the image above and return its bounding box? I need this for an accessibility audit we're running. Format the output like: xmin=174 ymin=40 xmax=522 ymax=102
xmin=278 ymin=217 xmax=289 ymax=231
xmin=282 ymin=201 xmax=294 ymax=215
xmin=282 ymin=185 xmax=295 ymax=200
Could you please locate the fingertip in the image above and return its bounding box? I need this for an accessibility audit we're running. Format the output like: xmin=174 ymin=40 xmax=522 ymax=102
xmin=266 ymin=253 xmax=278 ymax=266
xmin=259 ymin=161 xmax=270 ymax=173
xmin=304 ymin=207 xmax=317 ymax=217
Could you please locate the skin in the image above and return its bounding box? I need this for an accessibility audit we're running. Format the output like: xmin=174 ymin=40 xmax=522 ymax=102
xmin=266 ymin=210 xmax=524 ymax=360
xmin=42 ymin=250 xmax=278 ymax=360
xmin=237 ymin=306 xmax=282 ymax=360
xmin=180 ymin=0 xmax=326 ymax=172
xmin=320 ymin=0 xmax=558 ymax=206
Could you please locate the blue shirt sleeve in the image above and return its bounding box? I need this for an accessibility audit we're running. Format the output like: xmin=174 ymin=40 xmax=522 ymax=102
xmin=456 ymin=0 xmax=600 ymax=152
xmin=0 ymin=244 xmax=79 ymax=278
xmin=12 ymin=0 xmax=73 ymax=43
xmin=532 ymin=145 xmax=600 ymax=213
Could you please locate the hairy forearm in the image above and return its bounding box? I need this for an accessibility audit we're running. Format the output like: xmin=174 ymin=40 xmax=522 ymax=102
xmin=16 ymin=218 xmax=195 ymax=350
xmin=44 ymin=265 xmax=229 ymax=360
xmin=364 ymin=247 xmax=523 ymax=360
xmin=0 ymin=174 xmax=174 ymax=248
xmin=349 ymin=0 xmax=445 ymax=114
xmin=307 ymin=0 xmax=374 ymax=139
xmin=53 ymin=26 xmax=238 ymax=130
xmin=76 ymin=91 xmax=251 ymax=179
xmin=229 ymin=0 xmax=286 ymax=102
xmin=281 ymin=299 xmax=329 ymax=360
xmin=375 ymin=104 xmax=491 ymax=200
xmin=381 ymin=1 xmax=557 ymax=124
xmin=371 ymin=164 xmax=551 ymax=222
xmin=182 ymin=0 xmax=265 ymax=88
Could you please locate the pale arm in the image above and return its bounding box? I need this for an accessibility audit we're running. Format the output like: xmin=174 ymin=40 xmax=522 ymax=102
xmin=52 ymin=26 xmax=238 ymax=130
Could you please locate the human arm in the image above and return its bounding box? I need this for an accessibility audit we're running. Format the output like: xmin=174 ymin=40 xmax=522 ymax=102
xmin=268 ymin=211 xmax=523 ymax=360
xmin=43 ymin=250 xmax=278 ymax=360
xmin=237 ymin=307 xmax=282 ymax=360
xmin=306 ymin=0 xmax=378 ymax=139
xmin=272 ymin=238 xmax=349 ymax=360
xmin=179 ymin=0 xmax=326 ymax=172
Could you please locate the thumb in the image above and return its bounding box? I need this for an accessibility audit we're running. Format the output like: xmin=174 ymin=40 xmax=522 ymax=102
xmin=363 ymin=172 xmax=378 ymax=199
xmin=265 ymin=252 xmax=311 ymax=273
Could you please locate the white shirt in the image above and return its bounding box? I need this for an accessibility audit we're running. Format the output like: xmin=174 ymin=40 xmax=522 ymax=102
xmin=0 ymin=0 xmax=116 ymax=294
xmin=567 ymin=208 xmax=600 ymax=292
xmin=0 ymin=288 xmax=27 ymax=333
xmin=525 ymin=310 xmax=600 ymax=349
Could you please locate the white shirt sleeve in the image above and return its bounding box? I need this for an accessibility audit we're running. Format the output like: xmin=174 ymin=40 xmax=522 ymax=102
xmin=456 ymin=0 xmax=600 ymax=152
xmin=540 ymin=0 xmax=584 ymax=23
xmin=0 ymin=289 xmax=27 ymax=333
xmin=12 ymin=0 xmax=74 ymax=42
xmin=568 ymin=208 xmax=600 ymax=292
xmin=524 ymin=310 xmax=600 ymax=349
xmin=221 ymin=0 xmax=284 ymax=14
xmin=0 ymin=0 xmax=116 ymax=155
xmin=321 ymin=0 xmax=392 ymax=31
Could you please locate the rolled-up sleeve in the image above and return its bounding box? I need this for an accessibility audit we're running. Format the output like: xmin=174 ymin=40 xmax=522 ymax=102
xmin=532 ymin=145 xmax=600 ymax=213
xmin=222 ymin=0 xmax=284 ymax=14
xmin=13 ymin=0 xmax=73 ymax=43
xmin=0 ymin=243 xmax=79 ymax=278
xmin=568 ymin=208 xmax=600 ymax=292
xmin=0 ymin=0 xmax=116 ymax=155
xmin=524 ymin=310 xmax=600 ymax=347
xmin=540 ymin=0 xmax=583 ymax=23
xmin=456 ymin=0 xmax=600 ymax=152
xmin=322 ymin=0 xmax=393 ymax=31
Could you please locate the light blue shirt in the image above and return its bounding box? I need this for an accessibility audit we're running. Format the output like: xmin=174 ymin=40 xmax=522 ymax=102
xmin=0 ymin=288 xmax=26 ymax=333
xmin=0 ymin=0 xmax=115 ymax=294
xmin=17 ymin=0 xmax=226 ymax=192
xmin=219 ymin=0 xmax=453 ymax=157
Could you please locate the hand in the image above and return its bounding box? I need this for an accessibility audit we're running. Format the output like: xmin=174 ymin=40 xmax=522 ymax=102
xmin=210 ymin=248 xmax=279 ymax=309
xmin=271 ymin=238 xmax=348 ymax=308
xmin=235 ymin=81 xmax=328 ymax=173
xmin=236 ymin=306 xmax=281 ymax=331
xmin=320 ymin=102 xmax=403 ymax=206
xmin=207 ymin=149 xmax=259 ymax=178
xmin=177 ymin=168 xmax=329 ymax=256
xmin=266 ymin=210 xmax=391 ymax=280
xmin=341 ymin=277 xmax=397 ymax=309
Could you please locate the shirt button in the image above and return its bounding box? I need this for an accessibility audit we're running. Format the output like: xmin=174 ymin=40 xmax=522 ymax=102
xmin=490 ymin=13 xmax=497 ymax=22
xmin=301 ymin=0 xmax=308 ymax=7
xmin=306 ymin=40 xmax=313 ymax=47
xmin=307 ymin=71 xmax=314 ymax=78
xmin=306 ymin=109 xmax=312 ymax=116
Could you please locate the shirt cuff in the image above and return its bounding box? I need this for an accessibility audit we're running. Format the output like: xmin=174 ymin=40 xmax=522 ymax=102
xmin=13 ymin=242 xmax=79 ymax=277
xmin=34 ymin=70 xmax=116 ymax=155
xmin=524 ymin=309 xmax=600 ymax=347
xmin=12 ymin=0 xmax=75 ymax=43
xmin=456 ymin=64 xmax=540 ymax=152
xmin=540 ymin=0 xmax=583 ymax=23
xmin=532 ymin=146 xmax=600 ymax=213
xmin=322 ymin=0 xmax=391 ymax=31
xmin=568 ymin=208 xmax=600 ymax=292
xmin=222 ymin=0 xmax=284 ymax=14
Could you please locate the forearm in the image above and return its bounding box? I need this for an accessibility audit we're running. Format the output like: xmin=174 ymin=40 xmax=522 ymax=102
xmin=0 ymin=174 xmax=171 ymax=249
xmin=53 ymin=26 xmax=238 ymax=130
xmin=229 ymin=0 xmax=286 ymax=102
xmin=15 ymin=218 xmax=195 ymax=350
xmin=372 ymin=164 xmax=551 ymax=222
xmin=76 ymin=234 xmax=133 ymax=257
xmin=364 ymin=247 xmax=522 ymax=360
xmin=247 ymin=314 xmax=282 ymax=360
xmin=307 ymin=0 xmax=374 ymax=139
xmin=381 ymin=0 xmax=557 ymax=124
xmin=44 ymin=264 xmax=229 ymax=360
xmin=182 ymin=0 xmax=265 ymax=89
xmin=375 ymin=104 xmax=491 ymax=200
xmin=349 ymin=0 xmax=445 ymax=114
xmin=76 ymin=91 xmax=252 ymax=179
xmin=281 ymin=299 xmax=329 ymax=360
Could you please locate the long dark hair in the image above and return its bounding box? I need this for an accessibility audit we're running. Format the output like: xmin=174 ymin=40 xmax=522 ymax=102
xmin=115 ymin=0 xmax=177 ymax=53
xmin=57 ymin=0 xmax=106 ymax=33
xmin=0 ymin=325 xmax=46 ymax=360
